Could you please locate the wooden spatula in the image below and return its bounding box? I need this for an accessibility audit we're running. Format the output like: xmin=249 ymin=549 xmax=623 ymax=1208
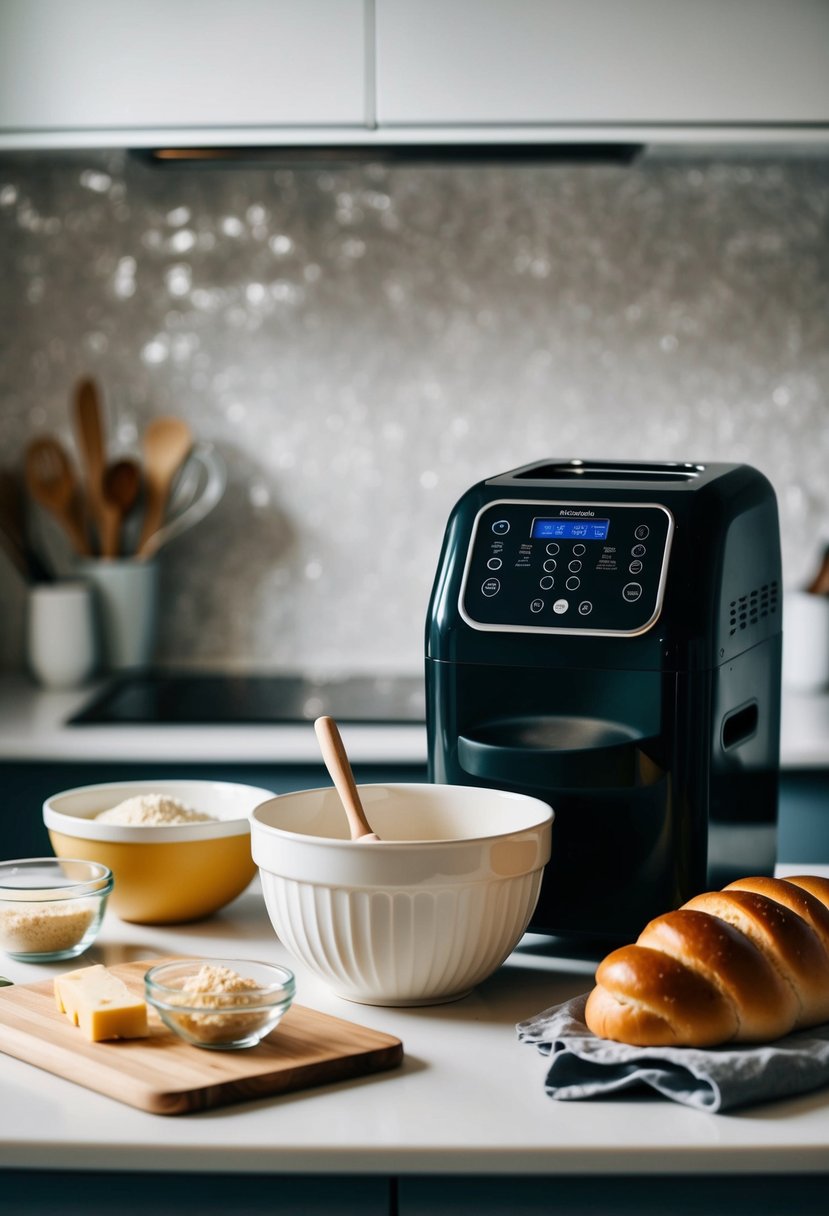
xmin=314 ymin=716 xmax=380 ymax=841
xmin=136 ymin=417 xmax=192 ymax=558
xmin=72 ymin=377 xmax=116 ymax=556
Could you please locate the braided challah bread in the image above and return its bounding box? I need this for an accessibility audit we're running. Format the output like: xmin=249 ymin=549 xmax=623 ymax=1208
xmin=584 ymin=875 xmax=829 ymax=1047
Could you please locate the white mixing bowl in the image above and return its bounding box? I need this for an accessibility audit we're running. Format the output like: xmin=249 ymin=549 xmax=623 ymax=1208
xmin=250 ymin=782 xmax=553 ymax=1006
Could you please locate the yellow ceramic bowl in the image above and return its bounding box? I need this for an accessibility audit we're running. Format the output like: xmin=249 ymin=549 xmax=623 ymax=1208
xmin=43 ymin=780 xmax=274 ymax=925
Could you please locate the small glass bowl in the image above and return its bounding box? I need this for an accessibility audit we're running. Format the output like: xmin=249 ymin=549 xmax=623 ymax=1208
xmin=144 ymin=958 xmax=295 ymax=1050
xmin=0 ymin=858 xmax=113 ymax=962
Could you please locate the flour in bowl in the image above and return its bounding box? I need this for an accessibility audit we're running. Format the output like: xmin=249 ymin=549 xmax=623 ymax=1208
xmin=95 ymin=794 xmax=215 ymax=826
xmin=170 ymin=963 xmax=265 ymax=1044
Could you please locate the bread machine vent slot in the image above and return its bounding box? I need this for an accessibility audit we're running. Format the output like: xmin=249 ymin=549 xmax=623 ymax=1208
xmin=728 ymin=581 xmax=779 ymax=637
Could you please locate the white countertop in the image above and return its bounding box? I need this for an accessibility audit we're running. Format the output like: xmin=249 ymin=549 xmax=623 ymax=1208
xmin=0 ymin=676 xmax=827 ymax=768
xmin=1 ymin=886 xmax=828 ymax=1179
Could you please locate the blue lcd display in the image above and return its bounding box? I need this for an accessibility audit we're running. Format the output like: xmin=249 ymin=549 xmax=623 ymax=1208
xmin=531 ymin=518 xmax=610 ymax=541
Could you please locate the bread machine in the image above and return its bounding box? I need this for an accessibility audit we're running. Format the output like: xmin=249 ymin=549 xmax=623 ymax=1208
xmin=425 ymin=459 xmax=782 ymax=940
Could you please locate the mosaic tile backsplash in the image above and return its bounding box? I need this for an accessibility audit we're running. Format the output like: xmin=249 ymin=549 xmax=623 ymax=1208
xmin=1 ymin=152 xmax=827 ymax=674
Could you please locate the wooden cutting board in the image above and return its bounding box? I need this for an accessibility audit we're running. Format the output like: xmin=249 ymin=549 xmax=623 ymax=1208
xmin=0 ymin=959 xmax=403 ymax=1116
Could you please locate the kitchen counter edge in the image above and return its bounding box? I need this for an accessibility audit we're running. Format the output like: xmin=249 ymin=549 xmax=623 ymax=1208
xmin=0 ymin=677 xmax=827 ymax=767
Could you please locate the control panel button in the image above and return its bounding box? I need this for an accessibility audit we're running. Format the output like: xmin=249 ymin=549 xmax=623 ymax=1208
xmin=543 ymin=558 xmax=557 ymax=572
xmin=631 ymin=543 xmax=646 ymax=558
xmin=486 ymin=557 xmax=503 ymax=571
xmin=568 ymin=559 xmax=582 ymax=573
xmin=578 ymin=601 xmax=593 ymax=616
xmin=539 ymin=575 xmax=555 ymax=590
xmin=623 ymin=582 xmax=643 ymax=602
xmin=629 ymin=559 xmax=643 ymax=574
xmin=553 ymin=598 xmax=569 ymax=615
xmin=530 ymin=598 xmax=544 ymax=613
xmin=482 ymin=578 xmax=501 ymax=597
xmin=572 ymin=543 xmax=586 ymax=556
xmin=491 ymin=519 xmax=510 ymax=535
xmin=565 ymin=576 xmax=581 ymax=590
xmin=545 ymin=543 xmax=560 ymax=556
xmin=634 ymin=525 xmax=650 ymax=540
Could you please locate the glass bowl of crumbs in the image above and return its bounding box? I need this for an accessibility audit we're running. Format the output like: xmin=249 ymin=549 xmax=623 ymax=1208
xmin=145 ymin=958 xmax=296 ymax=1050
xmin=0 ymin=858 xmax=113 ymax=962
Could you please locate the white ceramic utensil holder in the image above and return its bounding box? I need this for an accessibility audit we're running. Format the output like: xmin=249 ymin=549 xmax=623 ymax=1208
xmin=78 ymin=558 xmax=160 ymax=671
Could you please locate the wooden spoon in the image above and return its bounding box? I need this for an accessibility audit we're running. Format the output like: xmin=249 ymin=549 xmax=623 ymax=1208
xmin=72 ymin=377 xmax=115 ymax=555
xmin=101 ymin=458 xmax=141 ymax=558
xmin=136 ymin=417 xmax=192 ymax=558
xmin=24 ymin=437 xmax=90 ymax=556
xmin=314 ymin=716 xmax=381 ymax=841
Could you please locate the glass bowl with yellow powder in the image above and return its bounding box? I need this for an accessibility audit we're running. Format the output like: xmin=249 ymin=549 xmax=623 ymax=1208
xmin=145 ymin=958 xmax=295 ymax=1050
xmin=0 ymin=858 xmax=113 ymax=962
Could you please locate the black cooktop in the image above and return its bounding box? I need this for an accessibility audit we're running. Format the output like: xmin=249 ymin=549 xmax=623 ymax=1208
xmin=69 ymin=672 xmax=426 ymax=726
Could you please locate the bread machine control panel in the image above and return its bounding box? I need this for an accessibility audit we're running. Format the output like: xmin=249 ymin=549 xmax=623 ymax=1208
xmin=459 ymin=500 xmax=674 ymax=636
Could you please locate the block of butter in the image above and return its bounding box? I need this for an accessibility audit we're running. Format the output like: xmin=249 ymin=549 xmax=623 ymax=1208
xmin=54 ymin=964 xmax=148 ymax=1042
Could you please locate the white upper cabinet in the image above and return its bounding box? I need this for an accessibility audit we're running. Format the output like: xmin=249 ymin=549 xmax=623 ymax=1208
xmin=1 ymin=0 xmax=827 ymax=149
xmin=0 ymin=0 xmax=368 ymax=140
xmin=375 ymin=0 xmax=829 ymax=126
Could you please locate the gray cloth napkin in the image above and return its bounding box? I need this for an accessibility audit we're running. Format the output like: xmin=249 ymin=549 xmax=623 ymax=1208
xmin=517 ymin=994 xmax=829 ymax=1112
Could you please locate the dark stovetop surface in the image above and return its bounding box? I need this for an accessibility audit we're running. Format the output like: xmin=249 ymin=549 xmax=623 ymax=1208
xmin=69 ymin=672 xmax=426 ymax=726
